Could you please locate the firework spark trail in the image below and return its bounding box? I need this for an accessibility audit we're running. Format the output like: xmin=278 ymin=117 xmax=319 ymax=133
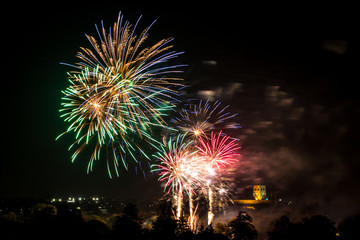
xmin=58 ymin=12 xmax=185 ymax=176
xmin=173 ymin=99 xmax=239 ymax=140
xmin=189 ymin=190 xmax=194 ymax=230
xmin=196 ymin=131 xmax=240 ymax=225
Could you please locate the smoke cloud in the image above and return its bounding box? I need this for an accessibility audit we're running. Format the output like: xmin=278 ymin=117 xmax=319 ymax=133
xmin=194 ymin=60 xmax=360 ymax=237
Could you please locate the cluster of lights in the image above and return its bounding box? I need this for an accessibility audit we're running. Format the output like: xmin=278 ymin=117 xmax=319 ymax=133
xmin=50 ymin=197 xmax=100 ymax=203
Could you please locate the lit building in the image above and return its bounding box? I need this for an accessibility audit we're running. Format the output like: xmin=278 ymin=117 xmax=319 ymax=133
xmin=232 ymin=185 xmax=270 ymax=207
xmin=253 ymin=185 xmax=266 ymax=200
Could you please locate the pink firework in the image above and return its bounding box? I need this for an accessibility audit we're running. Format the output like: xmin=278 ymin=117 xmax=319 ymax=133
xmin=151 ymin=134 xmax=205 ymax=219
xmin=151 ymin=134 xmax=204 ymax=195
xmin=196 ymin=131 xmax=240 ymax=171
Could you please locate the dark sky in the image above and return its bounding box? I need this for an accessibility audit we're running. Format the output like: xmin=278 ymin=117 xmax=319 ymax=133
xmin=2 ymin=1 xmax=359 ymax=222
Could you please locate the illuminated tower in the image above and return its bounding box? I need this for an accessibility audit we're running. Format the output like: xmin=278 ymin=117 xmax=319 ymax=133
xmin=253 ymin=185 xmax=266 ymax=200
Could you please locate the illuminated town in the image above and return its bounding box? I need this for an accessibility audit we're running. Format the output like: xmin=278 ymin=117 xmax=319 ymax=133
xmin=0 ymin=185 xmax=293 ymax=228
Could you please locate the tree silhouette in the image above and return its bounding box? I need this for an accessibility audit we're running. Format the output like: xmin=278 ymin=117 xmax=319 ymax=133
xmin=122 ymin=202 xmax=140 ymax=220
xmin=267 ymin=215 xmax=293 ymax=240
xmin=176 ymin=215 xmax=193 ymax=239
xmin=214 ymin=222 xmax=229 ymax=236
xmin=227 ymin=211 xmax=257 ymax=240
xmin=197 ymin=224 xmax=229 ymax=240
xmin=113 ymin=203 xmax=143 ymax=240
xmin=268 ymin=214 xmax=337 ymax=240
xmin=338 ymin=214 xmax=360 ymax=240
xmin=150 ymin=216 xmax=177 ymax=240
xmin=157 ymin=198 xmax=174 ymax=219
xmin=82 ymin=220 xmax=111 ymax=240
xmin=300 ymin=215 xmax=337 ymax=240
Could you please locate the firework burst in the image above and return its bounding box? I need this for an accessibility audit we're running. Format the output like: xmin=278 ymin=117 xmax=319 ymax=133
xmin=173 ymin=99 xmax=239 ymax=140
xmin=58 ymin=12 xmax=184 ymax=176
xmin=197 ymin=131 xmax=240 ymax=170
xmin=151 ymin=134 xmax=205 ymax=219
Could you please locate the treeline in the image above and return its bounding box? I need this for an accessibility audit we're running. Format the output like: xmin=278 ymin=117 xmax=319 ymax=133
xmin=1 ymin=202 xmax=359 ymax=240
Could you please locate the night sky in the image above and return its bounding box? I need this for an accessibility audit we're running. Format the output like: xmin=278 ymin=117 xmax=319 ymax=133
xmin=2 ymin=1 xmax=359 ymax=223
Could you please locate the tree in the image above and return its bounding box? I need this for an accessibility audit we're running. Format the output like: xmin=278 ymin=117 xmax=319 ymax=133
xmin=300 ymin=215 xmax=337 ymax=240
xmin=82 ymin=220 xmax=111 ymax=240
xmin=150 ymin=216 xmax=177 ymax=240
xmin=157 ymin=198 xmax=174 ymax=219
xmin=176 ymin=215 xmax=193 ymax=239
xmin=197 ymin=224 xmax=229 ymax=240
xmin=267 ymin=215 xmax=293 ymax=240
xmin=197 ymin=224 xmax=214 ymax=240
xmin=227 ymin=211 xmax=257 ymax=240
xmin=113 ymin=203 xmax=143 ymax=240
xmin=122 ymin=202 xmax=140 ymax=220
xmin=214 ymin=222 xmax=229 ymax=236
xmin=268 ymin=214 xmax=337 ymax=240
xmin=338 ymin=214 xmax=360 ymax=240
